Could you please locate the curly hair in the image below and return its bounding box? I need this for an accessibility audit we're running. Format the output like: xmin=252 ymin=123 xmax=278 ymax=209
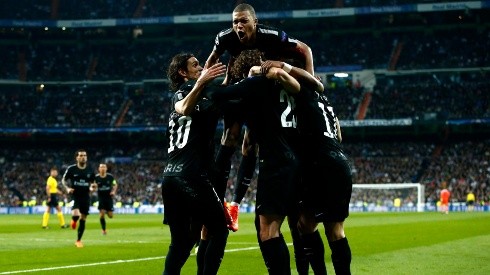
xmin=230 ymin=49 xmax=263 ymax=83
xmin=167 ymin=53 xmax=195 ymax=91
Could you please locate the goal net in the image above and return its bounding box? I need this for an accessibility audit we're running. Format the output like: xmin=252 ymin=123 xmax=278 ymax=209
xmin=350 ymin=183 xmax=425 ymax=212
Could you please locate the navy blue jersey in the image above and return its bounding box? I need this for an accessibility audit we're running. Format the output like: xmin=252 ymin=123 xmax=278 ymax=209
xmin=95 ymin=173 xmax=116 ymax=198
xmin=296 ymin=87 xmax=353 ymax=222
xmin=163 ymin=80 xmax=222 ymax=178
xmin=213 ymin=24 xmax=300 ymax=61
xmin=295 ymin=87 xmax=344 ymax=153
xmin=247 ymin=78 xmax=300 ymax=165
xmin=62 ymin=164 xmax=95 ymax=200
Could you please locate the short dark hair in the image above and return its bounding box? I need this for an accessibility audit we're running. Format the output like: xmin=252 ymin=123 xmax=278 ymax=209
xmin=233 ymin=3 xmax=256 ymax=19
xmin=75 ymin=149 xmax=86 ymax=158
xmin=167 ymin=53 xmax=195 ymax=91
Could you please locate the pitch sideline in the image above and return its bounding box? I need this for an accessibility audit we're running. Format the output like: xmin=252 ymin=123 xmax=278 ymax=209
xmin=0 ymin=244 xmax=293 ymax=274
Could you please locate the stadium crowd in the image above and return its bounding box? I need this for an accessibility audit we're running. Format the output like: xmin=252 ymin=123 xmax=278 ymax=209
xmin=1 ymin=0 xmax=470 ymax=20
xmin=1 ymin=71 xmax=488 ymax=128
xmin=1 ymin=139 xmax=489 ymax=208
xmin=0 ymin=25 xmax=487 ymax=82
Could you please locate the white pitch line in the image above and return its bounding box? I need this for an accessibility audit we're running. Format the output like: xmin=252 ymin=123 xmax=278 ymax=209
xmin=0 ymin=244 xmax=293 ymax=274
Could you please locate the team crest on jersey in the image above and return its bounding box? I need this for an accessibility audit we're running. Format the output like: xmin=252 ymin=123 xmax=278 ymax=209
xmin=176 ymin=92 xmax=184 ymax=100
xmin=280 ymin=31 xmax=287 ymax=42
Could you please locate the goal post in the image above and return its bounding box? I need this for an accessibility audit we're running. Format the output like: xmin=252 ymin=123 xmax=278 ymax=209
xmin=351 ymin=183 xmax=425 ymax=212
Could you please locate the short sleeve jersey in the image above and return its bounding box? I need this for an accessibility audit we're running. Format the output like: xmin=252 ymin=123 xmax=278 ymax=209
xmin=163 ymin=80 xmax=221 ymax=178
xmin=62 ymin=164 xmax=95 ymax=200
xmin=46 ymin=176 xmax=58 ymax=194
xmin=95 ymin=173 xmax=116 ymax=198
xmin=213 ymin=24 xmax=300 ymax=61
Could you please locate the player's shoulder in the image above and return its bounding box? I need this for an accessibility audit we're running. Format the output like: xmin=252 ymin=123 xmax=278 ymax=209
xmin=178 ymin=80 xmax=196 ymax=93
xmin=65 ymin=164 xmax=77 ymax=172
xmin=256 ymin=24 xmax=283 ymax=36
xmin=217 ymin=27 xmax=234 ymax=38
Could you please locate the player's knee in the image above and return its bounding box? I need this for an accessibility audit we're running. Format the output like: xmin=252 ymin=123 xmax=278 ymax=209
xmin=297 ymin=220 xmax=317 ymax=235
xmin=324 ymin=222 xmax=345 ymax=241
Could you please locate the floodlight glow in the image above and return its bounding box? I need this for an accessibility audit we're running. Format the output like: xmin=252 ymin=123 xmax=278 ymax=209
xmin=334 ymin=73 xmax=349 ymax=78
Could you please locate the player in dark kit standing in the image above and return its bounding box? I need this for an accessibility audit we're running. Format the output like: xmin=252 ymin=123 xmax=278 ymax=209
xmin=62 ymin=149 xmax=97 ymax=248
xmin=161 ymin=53 xmax=229 ymax=275
xmin=262 ymin=60 xmax=353 ymax=274
xmin=226 ymin=49 xmax=302 ymax=274
xmin=297 ymin=84 xmax=352 ymax=275
xmin=205 ymin=2 xmax=314 ymax=238
xmin=94 ymin=163 xmax=118 ymax=235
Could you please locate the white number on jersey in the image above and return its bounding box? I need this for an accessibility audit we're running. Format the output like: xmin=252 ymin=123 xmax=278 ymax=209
xmin=280 ymin=90 xmax=297 ymax=128
xmin=318 ymin=101 xmax=336 ymax=139
xmin=167 ymin=116 xmax=192 ymax=153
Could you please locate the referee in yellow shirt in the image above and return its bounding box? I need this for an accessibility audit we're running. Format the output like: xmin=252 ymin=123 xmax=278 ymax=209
xmin=42 ymin=167 xmax=69 ymax=229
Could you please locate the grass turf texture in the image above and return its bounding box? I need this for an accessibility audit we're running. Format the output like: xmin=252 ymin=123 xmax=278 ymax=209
xmin=0 ymin=212 xmax=489 ymax=274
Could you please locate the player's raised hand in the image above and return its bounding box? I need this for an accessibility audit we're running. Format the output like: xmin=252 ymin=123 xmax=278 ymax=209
xmin=197 ymin=63 xmax=226 ymax=86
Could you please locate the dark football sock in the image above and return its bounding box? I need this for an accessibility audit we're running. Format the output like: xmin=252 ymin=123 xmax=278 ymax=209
xmin=260 ymin=236 xmax=291 ymax=275
xmin=100 ymin=218 xmax=106 ymax=231
xmin=329 ymin=237 xmax=352 ymax=275
xmin=303 ymin=230 xmax=327 ymax=275
xmin=290 ymin=227 xmax=309 ymax=275
xmin=232 ymin=154 xmax=256 ymax=204
xmin=214 ymin=145 xmax=235 ymax=199
xmin=203 ymin=228 xmax=229 ymax=274
xmin=196 ymin=239 xmax=209 ymax=275
xmin=77 ymin=219 xmax=86 ymax=241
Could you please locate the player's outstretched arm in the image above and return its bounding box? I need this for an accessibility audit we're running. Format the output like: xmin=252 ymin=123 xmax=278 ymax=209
xmin=204 ymin=51 xmax=220 ymax=69
xmin=250 ymin=66 xmax=300 ymax=94
xmin=296 ymin=40 xmax=314 ymax=75
xmin=261 ymin=60 xmax=323 ymax=93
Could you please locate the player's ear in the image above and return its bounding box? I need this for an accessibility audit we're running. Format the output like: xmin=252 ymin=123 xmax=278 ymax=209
xmin=178 ymin=68 xmax=187 ymax=78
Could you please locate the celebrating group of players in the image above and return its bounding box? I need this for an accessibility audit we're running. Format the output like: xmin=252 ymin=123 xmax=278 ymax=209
xmin=161 ymin=3 xmax=353 ymax=275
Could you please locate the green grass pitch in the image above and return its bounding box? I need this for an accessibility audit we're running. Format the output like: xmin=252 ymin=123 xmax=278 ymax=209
xmin=0 ymin=212 xmax=489 ymax=274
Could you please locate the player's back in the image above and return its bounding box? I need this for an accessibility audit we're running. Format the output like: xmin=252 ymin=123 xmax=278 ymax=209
xmin=248 ymin=78 xmax=300 ymax=165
